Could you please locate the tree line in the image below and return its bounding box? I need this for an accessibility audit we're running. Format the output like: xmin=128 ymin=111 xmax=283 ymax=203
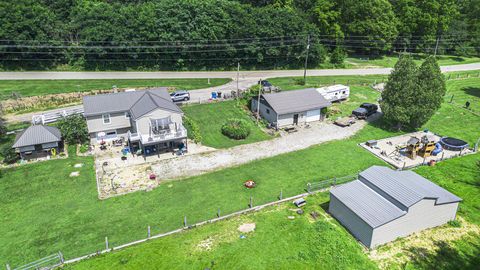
xmin=0 ymin=0 xmax=478 ymax=71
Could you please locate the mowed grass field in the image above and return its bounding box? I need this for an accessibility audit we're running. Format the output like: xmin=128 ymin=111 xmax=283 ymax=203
xmin=182 ymin=101 xmax=272 ymax=148
xmin=0 ymin=78 xmax=230 ymax=100
xmin=346 ymin=54 xmax=480 ymax=68
xmin=66 ymin=154 xmax=480 ymax=270
xmin=0 ymin=76 xmax=478 ymax=267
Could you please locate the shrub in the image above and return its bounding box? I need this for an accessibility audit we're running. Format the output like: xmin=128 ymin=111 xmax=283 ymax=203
xmin=293 ymin=78 xmax=306 ymax=85
xmin=57 ymin=114 xmax=89 ymax=145
xmin=221 ymin=118 xmax=251 ymax=140
xmin=183 ymin=116 xmax=202 ymax=143
xmin=1 ymin=143 xmax=19 ymax=164
xmin=448 ymin=220 xmax=462 ymax=228
xmin=79 ymin=144 xmax=89 ymax=153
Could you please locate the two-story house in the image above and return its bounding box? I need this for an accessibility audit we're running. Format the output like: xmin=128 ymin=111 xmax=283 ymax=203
xmin=83 ymin=88 xmax=187 ymax=155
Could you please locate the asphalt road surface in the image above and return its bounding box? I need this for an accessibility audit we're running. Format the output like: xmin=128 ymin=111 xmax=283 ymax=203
xmin=0 ymin=63 xmax=479 ymax=80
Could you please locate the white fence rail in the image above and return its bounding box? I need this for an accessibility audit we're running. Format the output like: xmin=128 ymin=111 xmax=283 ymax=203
xmin=32 ymin=107 xmax=84 ymax=125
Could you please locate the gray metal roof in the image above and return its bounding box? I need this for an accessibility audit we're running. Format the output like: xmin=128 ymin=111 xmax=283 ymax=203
xmin=12 ymin=125 xmax=62 ymax=148
xmin=83 ymin=88 xmax=182 ymax=119
xmin=359 ymin=166 xmax=462 ymax=207
xmin=331 ymin=166 xmax=462 ymax=228
xmin=262 ymin=88 xmax=331 ymax=115
xmin=331 ymin=180 xmax=406 ymax=228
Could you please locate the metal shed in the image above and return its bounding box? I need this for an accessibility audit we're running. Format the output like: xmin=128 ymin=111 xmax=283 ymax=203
xmin=12 ymin=125 xmax=63 ymax=159
xmin=329 ymin=166 xmax=462 ymax=248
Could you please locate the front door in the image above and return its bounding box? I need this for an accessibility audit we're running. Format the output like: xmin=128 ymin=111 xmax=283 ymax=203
xmin=293 ymin=114 xmax=299 ymax=125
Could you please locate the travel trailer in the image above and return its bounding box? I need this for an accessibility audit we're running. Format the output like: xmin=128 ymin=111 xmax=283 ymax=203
xmin=316 ymin=84 xmax=350 ymax=102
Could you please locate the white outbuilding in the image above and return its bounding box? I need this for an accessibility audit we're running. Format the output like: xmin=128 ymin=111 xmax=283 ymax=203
xmin=251 ymin=88 xmax=331 ymax=128
xmin=329 ymin=166 xmax=461 ymax=248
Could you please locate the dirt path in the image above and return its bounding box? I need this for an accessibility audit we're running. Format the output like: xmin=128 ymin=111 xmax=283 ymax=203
xmin=152 ymin=117 xmax=374 ymax=181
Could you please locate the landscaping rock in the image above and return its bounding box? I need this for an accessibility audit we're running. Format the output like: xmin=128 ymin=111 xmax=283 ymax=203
xmin=287 ymin=216 xmax=295 ymax=220
xmin=69 ymin=171 xmax=80 ymax=177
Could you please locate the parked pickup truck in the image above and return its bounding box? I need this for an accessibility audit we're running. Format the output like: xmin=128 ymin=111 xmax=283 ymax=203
xmin=334 ymin=117 xmax=356 ymax=127
xmin=352 ymin=103 xmax=378 ymax=119
xmin=259 ymin=80 xmax=279 ymax=92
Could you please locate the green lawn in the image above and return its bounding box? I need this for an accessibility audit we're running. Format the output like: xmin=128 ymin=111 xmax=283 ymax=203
xmin=65 ymin=192 xmax=377 ymax=270
xmin=65 ymin=154 xmax=480 ymax=270
xmin=1 ymin=76 xmax=478 ymax=267
xmin=346 ymin=54 xmax=480 ymax=68
xmin=182 ymin=101 xmax=272 ymax=148
xmin=269 ymin=74 xmax=388 ymax=90
xmin=0 ymin=78 xmax=230 ymax=100
xmin=444 ymin=77 xmax=480 ymax=112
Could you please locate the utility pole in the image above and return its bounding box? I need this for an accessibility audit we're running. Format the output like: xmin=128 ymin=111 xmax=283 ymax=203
xmin=303 ymin=34 xmax=311 ymax=84
xmin=236 ymin=61 xmax=240 ymax=99
xmin=434 ymin=36 xmax=440 ymax=57
xmin=256 ymin=79 xmax=262 ymax=124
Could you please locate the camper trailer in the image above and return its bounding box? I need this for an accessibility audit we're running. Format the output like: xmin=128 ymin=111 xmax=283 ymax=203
xmin=316 ymin=84 xmax=350 ymax=102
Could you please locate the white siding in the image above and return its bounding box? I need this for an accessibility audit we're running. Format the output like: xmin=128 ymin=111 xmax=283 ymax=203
xmin=251 ymin=99 xmax=278 ymax=126
xmin=306 ymin=109 xmax=321 ymax=122
xmin=329 ymin=195 xmax=374 ymax=247
xmin=370 ymin=199 xmax=459 ymax=248
xmin=135 ymin=109 xmax=183 ymax=135
xmin=86 ymin=112 xmax=131 ymax=133
xmin=277 ymin=112 xmax=307 ymax=127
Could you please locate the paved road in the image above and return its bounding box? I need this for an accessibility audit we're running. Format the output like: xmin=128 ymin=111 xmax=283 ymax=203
xmin=4 ymin=62 xmax=479 ymax=123
xmin=0 ymin=63 xmax=479 ymax=80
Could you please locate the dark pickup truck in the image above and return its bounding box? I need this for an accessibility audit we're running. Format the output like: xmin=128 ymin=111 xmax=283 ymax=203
xmin=352 ymin=103 xmax=378 ymax=119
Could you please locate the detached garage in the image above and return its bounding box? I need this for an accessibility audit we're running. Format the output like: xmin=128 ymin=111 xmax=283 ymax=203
xmin=329 ymin=166 xmax=462 ymax=248
xmin=251 ymin=88 xmax=331 ymax=128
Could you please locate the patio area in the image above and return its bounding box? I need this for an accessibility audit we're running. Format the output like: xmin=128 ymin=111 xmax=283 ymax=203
xmin=94 ymin=140 xmax=215 ymax=198
xmin=359 ymin=131 xmax=474 ymax=169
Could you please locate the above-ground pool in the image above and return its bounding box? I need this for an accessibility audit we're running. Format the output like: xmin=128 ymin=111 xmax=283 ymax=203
xmin=439 ymin=137 xmax=469 ymax=151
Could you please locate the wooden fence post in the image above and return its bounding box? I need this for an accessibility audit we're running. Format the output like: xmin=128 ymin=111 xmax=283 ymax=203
xmin=333 ymin=177 xmax=337 ymax=186
xmin=249 ymin=196 xmax=253 ymax=208
xmin=307 ymin=183 xmax=311 ymax=193
xmin=279 ymin=189 xmax=283 ymax=200
xmin=105 ymin=237 xmax=109 ymax=250
xmin=441 ymin=152 xmax=445 ymax=160
xmin=217 ymin=208 xmax=221 ymax=218
xmin=184 ymin=216 xmax=187 ymax=227
xmin=147 ymin=226 xmax=151 ymax=238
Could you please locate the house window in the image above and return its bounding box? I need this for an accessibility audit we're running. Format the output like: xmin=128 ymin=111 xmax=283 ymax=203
xmin=125 ymin=112 xmax=131 ymax=119
xmin=102 ymin=114 xmax=111 ymax=124
xmin=266 ymin=109 xmax=270 ymax=114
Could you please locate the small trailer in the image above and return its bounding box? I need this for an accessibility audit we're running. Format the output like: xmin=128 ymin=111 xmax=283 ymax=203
xmin=316 ymin=84 xmax=350 ymax=102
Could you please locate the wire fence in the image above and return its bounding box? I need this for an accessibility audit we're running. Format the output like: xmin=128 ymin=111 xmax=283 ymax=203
xmin=6 ymin=252 xmax=64 ymax=270
xmin=306 ymin=174 xmax=358 ymax=193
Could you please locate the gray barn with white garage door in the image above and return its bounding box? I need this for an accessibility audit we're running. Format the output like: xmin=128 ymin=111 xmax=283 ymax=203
xmin=251 ymin=88 xmax=331 ymax=128
xmin=329 ymin=166 xmax=461 ymax=248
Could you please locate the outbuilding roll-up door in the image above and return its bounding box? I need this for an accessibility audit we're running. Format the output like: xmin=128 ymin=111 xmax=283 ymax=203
xmin=306 ymin=109 xmax=321 ymax=122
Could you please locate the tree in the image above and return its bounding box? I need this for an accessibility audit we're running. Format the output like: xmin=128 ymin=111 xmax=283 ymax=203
xmin=57 ymin=114 xmax=89 ymax=145
xmin=330 ymin=46 xmax=346 ymax=66
xmin=381 ymin=55 xmax=446 ymax=129
xmin=338 ymin=0 xmax=398 ymax=54
xmin=380 ymin=54 xmax=418 ymax=129
xmin=412 ymin=56 xmax=446 ymax=127
xmin=1 ymin=143 xmax=18 ymax=164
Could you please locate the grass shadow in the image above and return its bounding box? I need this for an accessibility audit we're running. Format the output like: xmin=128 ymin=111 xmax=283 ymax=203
xmin=463 ymin=87 xmax=480 ymax=99
xmin=408 ymin=240 xmax=480 ymax=270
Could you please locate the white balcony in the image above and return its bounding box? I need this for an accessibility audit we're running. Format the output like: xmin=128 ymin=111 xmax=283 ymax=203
xmin=128 ymin=125 xmax=187 ymax=145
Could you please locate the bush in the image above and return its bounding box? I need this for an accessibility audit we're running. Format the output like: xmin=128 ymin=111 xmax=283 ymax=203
xmin=221 ymin=119 xmax=251 ymax=140
xmin=1 ymin=144 xmax=19 ymax=164
xmin=79 ymin=144 xmax=89 ymax=153
xmin=293 ymin=78 xmax=306 ymax=85
xmin=183 ymin=116 xmax=202 ymax=143
xmin=57 ymin=114 xmax=89 ymax=145
xmin=448 ymin=219 xmax=462 ymax=228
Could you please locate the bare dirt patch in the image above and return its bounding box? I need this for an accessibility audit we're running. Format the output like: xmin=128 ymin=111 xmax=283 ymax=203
xmin=368 ymin=217 xmax=480 ymax=269
xmin=238 ymin=223 xmax=256 ymax=233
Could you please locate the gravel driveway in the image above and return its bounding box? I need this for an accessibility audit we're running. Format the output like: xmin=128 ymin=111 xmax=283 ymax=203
xmin=152 ymin=118 xmax=373 ymax=181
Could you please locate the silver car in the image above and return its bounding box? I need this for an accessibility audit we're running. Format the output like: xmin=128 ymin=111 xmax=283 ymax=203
xmin=170 ymin=90 xmax=190 ymax=102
